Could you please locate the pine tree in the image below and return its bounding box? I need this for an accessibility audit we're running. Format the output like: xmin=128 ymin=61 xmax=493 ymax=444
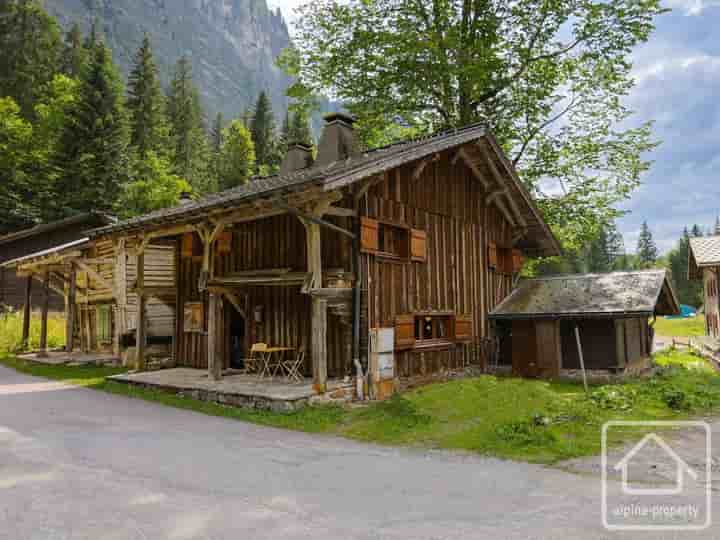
xmin=288 ymin=109 xmax=313 ymax=146
xmin=0 ymin=0 xmax=62 ymax=119
xmin=127 ymin=35 xmax=168 ymax=158
xmin=691 ymin=224 xmax=703 ymax=238
xmin=250 ymin=91 xmax=279 ymax=174
xmin=166 ymin=55 xmax=213 ymax=193
xmin=218 ymin=120 xmax=256 ymax=190
xmin=54 ymin=41 xmax=129 ymax=217
xmin=636 ymin=221 xmax=659 ymax=269
xmin=211 ymin=112 xmax=224 ymax=154
xmin=61 ymin=23 xmax=86 ymax=78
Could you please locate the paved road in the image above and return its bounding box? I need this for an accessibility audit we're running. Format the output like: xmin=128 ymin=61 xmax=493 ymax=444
xmin=0 ymin=365 xmax=714 ymax=540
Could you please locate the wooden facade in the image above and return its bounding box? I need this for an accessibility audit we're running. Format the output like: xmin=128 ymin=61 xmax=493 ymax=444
xmin=79 ymin=119 xmax=560 ymax=395
xmin=688 ymin=237 xmax=720 ymax=339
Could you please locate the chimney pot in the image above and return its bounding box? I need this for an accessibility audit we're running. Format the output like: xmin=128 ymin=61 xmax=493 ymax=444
xmin=315 ymin=112 xmax=359 ymax=167
xmin=280 ymin=142 xmax=315 ymax=175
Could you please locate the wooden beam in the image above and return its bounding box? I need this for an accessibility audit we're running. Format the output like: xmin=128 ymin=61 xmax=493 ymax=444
xmin=210 ymin=287 xmax=246 ymax=318
xmin=477 ymin=142 xmax=527 ymax=228
xmin=38 ymin=271 xmax=50 ymax=357
xmin=354 ymin=174 xmax=385 ymax=200
xmin=324 ymin=206 xmax=357 ymax=218
xmin=21 ymin=276 xmax=32 ymax=350
xmin=412 ymin=153 xmax=440 ymax=180
xmin=209 ymin=273 xmax=310 ymax=286
xmin=135 ymin=251 xmax=146 ymax=371
xmin=277 ymin=201 xmax=356 ymax=239
xmin=457 ymin=148 xmax=491 ymax=188
xmin=73 ymin=260 xmax=112 ymax=291
xmin=311 ymin=296 xmax=328 ymax=392
xmin=66 ymin=264 xmax=76 ymax=353
xmin=207 ymin=292 xmax=222 ymax=381
xmin=485 ymin=187 xmax=508 ymax=204
xmin=114 ymin=238 xmax=127 ymax=357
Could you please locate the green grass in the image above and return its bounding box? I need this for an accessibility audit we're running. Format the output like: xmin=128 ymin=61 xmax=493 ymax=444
xmin=653 ymin=315 xmax=706 ymax=337
xmin=0 ymin=310 xmax=66 ymax=353
xmin=1 ymin=344 xmax=719 ymax=464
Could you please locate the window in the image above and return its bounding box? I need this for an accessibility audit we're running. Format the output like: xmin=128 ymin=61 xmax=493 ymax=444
xmin=361 ymin=217 xmax=424 ymax=262
xmin=394 ymin=313 xmax=473 ymax=350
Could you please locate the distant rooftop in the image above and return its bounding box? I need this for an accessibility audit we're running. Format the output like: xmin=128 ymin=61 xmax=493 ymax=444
xmin=689 ymin=235 xmax=720 ymax=267
xmin=489 ymin=269 xmax=679 ymax=319
xmin=0 ymin=212 xmax=115 ymax=246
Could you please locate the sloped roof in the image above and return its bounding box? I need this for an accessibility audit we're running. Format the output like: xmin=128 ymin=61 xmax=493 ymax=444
xmin=689 ymin=236 xmax=720 ymax=267
xmin=489 ymin=270 xmax=679 ymax=319
xmin=1 ymin=238 xmax=90 ymax=269
xmin=89 ymin=123 xmax=561 ymax=256
xmin=0 ymin=212 xmax=115 ymax=246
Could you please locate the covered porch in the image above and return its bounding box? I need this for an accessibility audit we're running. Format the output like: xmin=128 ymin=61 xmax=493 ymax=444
xmin=108 ymin=368 xmax=355 ymax=412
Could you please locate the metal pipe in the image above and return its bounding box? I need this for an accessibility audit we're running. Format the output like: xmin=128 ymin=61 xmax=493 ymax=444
xmin=574 ymin=323 xmax=589 ymax=394
xmin=351 ymin=197 xmax=364 ymax=399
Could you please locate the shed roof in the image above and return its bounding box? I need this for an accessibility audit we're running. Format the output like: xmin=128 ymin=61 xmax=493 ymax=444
xmin=89 ymin=123 xmax=561 ymax=257
xmin=1 ymin=238 xmax=90 ymax=269
xmin=689 ymin=236 xmax=720 ymax=267
xmin=489 ymin=270 xmax=679 ymax=320
xmin=0 ymin=212 xmax=115 ymax=246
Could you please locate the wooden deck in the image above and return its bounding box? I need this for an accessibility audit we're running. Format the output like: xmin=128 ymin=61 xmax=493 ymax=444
xmin=108 ymin=368 xmax=354 ymax=412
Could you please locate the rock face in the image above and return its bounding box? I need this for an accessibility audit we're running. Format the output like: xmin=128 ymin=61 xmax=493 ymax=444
xmin=46 ymin=0 xmax=292 ymax=120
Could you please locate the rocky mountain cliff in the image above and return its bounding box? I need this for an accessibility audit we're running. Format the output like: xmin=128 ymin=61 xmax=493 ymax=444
xmin=45 ymin=0 xmax=293 ymax=121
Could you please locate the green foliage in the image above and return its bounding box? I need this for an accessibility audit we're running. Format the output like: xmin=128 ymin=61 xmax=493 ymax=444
xmin=127 ymin=35 xmax=168 ymax=158
xmin=652 ymin=316 xmax=706 ymax=338
xmin=290 ymin=0 xmax=665 ymax=249
xmin=218 ymin=120 xmax=256 ymax=189
xmin=0 ymin=310 xmax=65 ymax=354
xmin=166 ymin=56 xmax=214 ymax=193
xmin=117 ymin=151 xmax=192 ymax=218
xmin=0 ymin=0 xmax=62 ymax=120
xmin=250 ymin=90 xmax=280 ymax=174
xmin=60 ymin=23 xmax=87 ymax=78
xmin=636 ymin=220 xmax=659 ymax=268
xmin=54 ymin=41 xmax=130 ymax=217
xmin=589 ymin=386 xmax=636 ymax=411
xmin=667 ymin=227 xmax=704 ymax=307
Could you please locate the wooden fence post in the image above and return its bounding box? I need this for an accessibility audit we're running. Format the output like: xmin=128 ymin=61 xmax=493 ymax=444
xmin=136 ymin=251 xmax=146 ymax=371
xmin=66 ymin=264 xmax=76 ymax=353
xmin=38 ymin=271 xmax=50 ymax=357
xmin=21 ymin=276 xmax=32 ymax=350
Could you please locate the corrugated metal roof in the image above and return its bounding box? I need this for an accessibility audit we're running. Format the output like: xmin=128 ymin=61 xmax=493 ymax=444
xmin=689 ymin=236 xmax=720 ymax=266
xmin=489 ymin=270 xmax=679 ymax=319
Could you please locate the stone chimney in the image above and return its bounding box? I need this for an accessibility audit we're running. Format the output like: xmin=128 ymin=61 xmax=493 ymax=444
xmin=315 ymin=112 xmax=359 ymax=167
xmin=178 ymin=191 xmax=193 ymax=206
xmin=280 ymin=142 xmax=314 ymax=175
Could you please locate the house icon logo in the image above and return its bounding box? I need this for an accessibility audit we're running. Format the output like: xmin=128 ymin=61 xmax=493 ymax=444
xmin=614 ymin=433 xmax=698 ymax=496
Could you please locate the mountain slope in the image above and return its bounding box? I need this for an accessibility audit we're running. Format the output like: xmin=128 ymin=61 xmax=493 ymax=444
xmin=45 ymin=0 xmax=292 ymax=120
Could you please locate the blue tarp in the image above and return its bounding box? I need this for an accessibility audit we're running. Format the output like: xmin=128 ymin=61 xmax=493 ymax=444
xmin=665 ymin=304 xmax=697 ymax=319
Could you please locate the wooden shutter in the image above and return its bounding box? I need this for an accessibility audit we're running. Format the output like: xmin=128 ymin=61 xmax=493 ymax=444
xmin=181 ymin=233 xmax=194 ymax=258
xmin=360 ymin=217 xmax=380 ymax=253
xmin=512 ymin=249 xmax=524 ymax=273
xmin=454 ymin=314 xmax=473 ymax=341
xmin=410 ymin=229 xmax=427 ymax=262
xmin=394 ymin=314 xmax=416 ymax=350
xmin=488 ymin=241 xmax=498 ymax=269
xmin=217 ymin=231 xmax=233 ymax=254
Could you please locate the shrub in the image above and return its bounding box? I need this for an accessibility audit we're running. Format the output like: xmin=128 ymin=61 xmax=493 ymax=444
xmin=588 ymin=386 xmax=636 ymax=411
xmin=495 ymin=418 xmax=556 ymax=446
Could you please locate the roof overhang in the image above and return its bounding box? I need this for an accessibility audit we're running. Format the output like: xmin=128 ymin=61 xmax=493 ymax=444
xmin=1 ymin=238 xmax=90 ymax=270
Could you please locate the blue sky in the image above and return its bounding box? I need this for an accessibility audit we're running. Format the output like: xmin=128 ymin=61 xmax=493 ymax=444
xmin=270 ymin=0 xmax=720 ymax=253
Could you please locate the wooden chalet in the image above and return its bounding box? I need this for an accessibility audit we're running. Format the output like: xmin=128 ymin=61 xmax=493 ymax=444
xmin=2 ymin=235 xmax=175 ymax=361
xmin=689 ymin=236 xmax=720 ymax=338
xmin=489 ymin=270 xmax=679 ymax=378
xmin=77 ymin=115 xmax=557 ymax=396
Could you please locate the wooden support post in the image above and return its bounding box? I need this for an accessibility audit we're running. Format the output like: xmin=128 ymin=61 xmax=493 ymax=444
xmin=207 ymin=292 xmax=222 ymax=381
xmin=136 ymin=251 xmax=146 ymax=371
xmin=311 ymin=296 xmax=328 ymax=393
xmin=574 ymin=324 xmax=589 ymax=393
xmin=303 ymin=222 xmax=322 ymax=291
xmin=38 ymin=271 xmax=50 ymax=357
xmin=21 ymin=276 xmax=32 ymax=350
xmin=66 ymin=264 xmax=76 ymax=353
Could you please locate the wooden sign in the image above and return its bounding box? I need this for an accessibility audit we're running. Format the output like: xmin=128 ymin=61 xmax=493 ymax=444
xmin=183 ymin=302 xmax=203 ymax=332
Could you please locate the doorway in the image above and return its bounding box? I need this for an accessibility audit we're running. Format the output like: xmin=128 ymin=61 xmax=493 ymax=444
xmin=227 ymin=305 xmax=246 ymax=369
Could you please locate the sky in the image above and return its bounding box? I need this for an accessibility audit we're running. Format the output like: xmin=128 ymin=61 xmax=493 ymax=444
xmin=269 ymin=0 xmax=720 ymax=253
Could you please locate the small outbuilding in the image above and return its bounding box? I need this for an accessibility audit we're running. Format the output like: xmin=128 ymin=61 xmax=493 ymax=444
xmin=688 ymin=235 xmax=720 ymax=338
xmin=489 ymin=270 xmax=680 ymax=378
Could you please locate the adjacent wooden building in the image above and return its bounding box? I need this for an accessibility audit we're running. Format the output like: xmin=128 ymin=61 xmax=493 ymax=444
xmin=0 ymin=213 xmax=114 ymax=311
xmin=489 ymin=270 xmax=679 ymax=378
xmin=689 ymin=236 xmax=720 ymax=338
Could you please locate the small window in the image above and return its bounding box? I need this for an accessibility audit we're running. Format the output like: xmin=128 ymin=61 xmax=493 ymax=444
xmin=414 ymin=315 xmax=453 ymax=344
xmin=361 ymin=217 xmax=412 ymax=261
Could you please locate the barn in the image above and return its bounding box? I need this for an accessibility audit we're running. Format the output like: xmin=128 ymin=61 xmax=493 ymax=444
xmin=489 ymin=270 xmax=679 ymax=378
xmin=688 ymin=235 xmax=720 ymax=338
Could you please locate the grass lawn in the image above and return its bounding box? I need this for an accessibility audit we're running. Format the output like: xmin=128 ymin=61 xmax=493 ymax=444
xmin=653 ymin=315 xmax=706 ymax=337
xmin=2 ymin=345 xmax=719 ymax=464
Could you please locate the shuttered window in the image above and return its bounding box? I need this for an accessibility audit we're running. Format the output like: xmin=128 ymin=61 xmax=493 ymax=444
xmin=181 ymin=233 xmax=194 ymax=258
xmin=394 ymin=314 xmax=416 ymax=350
xmin=217 ymin=230 xmax=233 ymax=254
xmin=454 ymin=314 xmax=473 ymax=341
xmin=360 ymin=217 xmax=380 ymax=253
xmin=512 ymin=249 xmax=524 ymax=273
xmin=410 ymin=229 xmax=428 ymax=262
xmin=488 ymin=241 xmax=498 ymax=269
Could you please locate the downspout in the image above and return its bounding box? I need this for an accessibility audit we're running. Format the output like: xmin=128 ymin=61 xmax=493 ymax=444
xmin=351 ymin=197 xmax=365 ymax=400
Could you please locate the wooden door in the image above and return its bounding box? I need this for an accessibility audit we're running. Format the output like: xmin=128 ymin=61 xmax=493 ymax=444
xmin=511 ymin=320 xmax=539 ymax=377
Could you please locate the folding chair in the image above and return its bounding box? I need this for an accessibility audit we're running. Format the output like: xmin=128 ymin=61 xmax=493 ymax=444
xmin=284 ymin=349 xmax=306 ymax=382
xmin=247 ymin=342 xmax=267 ymax=375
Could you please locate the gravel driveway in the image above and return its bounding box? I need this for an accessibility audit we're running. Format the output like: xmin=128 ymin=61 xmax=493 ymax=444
xmin=0 ymin=365 xmax=714 ymax=539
